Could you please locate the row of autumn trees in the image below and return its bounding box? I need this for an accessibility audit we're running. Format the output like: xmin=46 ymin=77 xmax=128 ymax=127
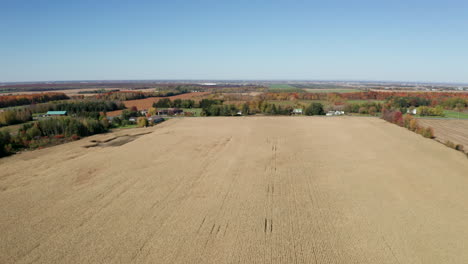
xmin=0 ymin=93 xmax=69 ymax=108
xmin=382 ymin=109 xmax=434 ymax=138
xmin=259 ymin=91 xmax=468 ymax=102
xmin=0 ymin=117 xmax=109 ymax=157
xmin=197 ymin=99 xmax=326 ymax=116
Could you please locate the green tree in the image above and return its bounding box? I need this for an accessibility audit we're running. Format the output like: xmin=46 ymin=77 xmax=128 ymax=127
xmin=137 ymin=117 xmax=148 ymax=127
xmin=305 ymin=103 xmax=325 ymax=116
xmin=241 ymin=103 xmax=250 ymax=115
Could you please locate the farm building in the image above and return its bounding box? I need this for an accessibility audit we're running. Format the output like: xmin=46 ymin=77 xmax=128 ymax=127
xmin=148 ymin=116 xmax=164 ymax=124
xmin=326 ymin=111 xmax=345 ymax=116
xmin=407 ymin=108 xmax=417 ymax=115
xmin=157 ymin=108 xmax=184 ymax=116
xmin=46 ymin=111 xmax=67 ymax=116
xmin=292 ymin=108 xmax=303 ymax=115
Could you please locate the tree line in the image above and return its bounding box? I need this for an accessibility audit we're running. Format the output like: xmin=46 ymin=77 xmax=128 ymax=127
xmin=0 ymin=116 xmax=109 ymax=157
xmin=0 ymin=100 xmax=125 ymax=127
xmin=0 ymin=108 xmax=32 ymax=126
xmin=382 ymin=109 xmax=434 ymax=138
xmin=0 ymin=93 xmax=69 ymax=108
xmin=154 ymin=98 xmax=196 ymax=108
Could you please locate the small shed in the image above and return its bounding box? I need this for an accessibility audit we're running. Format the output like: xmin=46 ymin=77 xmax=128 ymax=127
xmin=292 ymin=108 xmax=303 ymax=115
xmin=46 ymin=111 xmax=67 ymax=116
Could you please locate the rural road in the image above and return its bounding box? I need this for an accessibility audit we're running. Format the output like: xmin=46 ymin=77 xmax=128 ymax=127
xmin=1 ymin=117 xmax=468 ymax=263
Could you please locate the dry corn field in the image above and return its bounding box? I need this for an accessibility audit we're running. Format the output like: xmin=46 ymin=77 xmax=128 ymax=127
xmin=1 ymin=117 xmax=468 ymax=264
xmin=418 ymin=118 xmax=468 ymax=151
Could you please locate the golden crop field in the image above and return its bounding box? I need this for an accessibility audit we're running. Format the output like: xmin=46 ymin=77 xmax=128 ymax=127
xmin=418 ymin=119 xmax=468 ymax=152
xmin=0 ymin=117 xmax=467 ymax=263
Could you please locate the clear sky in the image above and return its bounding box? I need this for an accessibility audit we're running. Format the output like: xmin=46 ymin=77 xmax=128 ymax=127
xmin=1 ymin=0 xmax=467 ymax=83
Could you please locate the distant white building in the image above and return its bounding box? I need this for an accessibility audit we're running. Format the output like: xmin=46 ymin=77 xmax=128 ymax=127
xmin=326 ymin=111 xmax=345 ymax=116
xmin=407 ymin=108 xmax=417 ymax=115
xmin=292 ymin=108 xmax=303 ymax=115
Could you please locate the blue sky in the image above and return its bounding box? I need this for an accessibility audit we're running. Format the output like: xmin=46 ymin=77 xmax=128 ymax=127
xmin=1 ymin=0 xmax=467 ymax=82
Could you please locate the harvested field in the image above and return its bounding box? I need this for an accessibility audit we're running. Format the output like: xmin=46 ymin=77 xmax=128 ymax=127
xmin=122 ymin=92 xmax=209 ymax=110
xmin=1 ymin=117 xmax=468 ymax=264
xmin=106 ymin=92 xmax=209 ymax=117
xmin=303 ymin=88 xmax=361 ymax=93
xmin=418 ymin=118 xmax=468 ymax=152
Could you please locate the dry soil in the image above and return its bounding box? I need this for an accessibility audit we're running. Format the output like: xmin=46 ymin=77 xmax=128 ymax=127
xmin=1 ymin=117 xmax=468 ymax=264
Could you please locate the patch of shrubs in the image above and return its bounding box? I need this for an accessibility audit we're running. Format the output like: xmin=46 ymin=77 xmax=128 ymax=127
xmin=445 ymin=140 xmax=465 ymax=154
xmin=382 ymin=109 xmax=434 ymax=138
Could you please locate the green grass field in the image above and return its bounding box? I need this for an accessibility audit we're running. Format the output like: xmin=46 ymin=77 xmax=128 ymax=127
xmin=267 ymin=84 xmax=304 ymax=93
xmin=443 ymin=110 xmax=468 ymax=119
xmin=268 ymin=84 xmax=297 ymax=89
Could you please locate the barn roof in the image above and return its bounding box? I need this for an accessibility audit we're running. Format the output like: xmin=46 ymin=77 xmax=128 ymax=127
xmin=46 ymin=111 xmax=67 ymax=115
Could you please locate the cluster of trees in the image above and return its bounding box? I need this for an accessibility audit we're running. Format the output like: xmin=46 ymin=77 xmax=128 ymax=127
xmin=305 ymin=103 xmax=325 ymax=115
xmin=96 ymin=91 xmax=147 ymax=101
xmin=387 ymin=96 xmax=431 ymax=108
xmin=200 ymin=99 xmax=297 ymax=116
xmin=19 ymin=117 xmax=108 ymax=138
xmin=0 ymin=117 xmax=109 ymax=157
xmin=343 ymin=102 xmax=382 ymax=115
xmin=121 ymin=107 xmax=144 ymax=119
xmin=203 ymin=104 xmax=241 ymax=116
xmin=78 ymin=89 xmax=120 ymax=94
xmin=0 ymin=100 xmax=124 ymax=127
xmin=0 ymin=109 xmax=32 ymax=126
xmin=257 ymin=103 xmax=294 ymax=115
xmin=0 ymin=93 xmax=69 ymax=108
xmin=199 ymin=99 xmax=325 ymax=116
xmin=418 ymin=106 xmax=444 ymax=117
xmin=440 ymin=97 xmax=468 ymax=110
xmin=51 ymin=100 xmax=124 ymax=114
xmin=0 ymin=131 xmax=12 ymax=157
xmin=260 ymin=91 xmax=468 ymax=102
xmin=153 ymin=99 xmax=196 ymax=108
xmin=382 ymin=109 xmax=434 ymax=138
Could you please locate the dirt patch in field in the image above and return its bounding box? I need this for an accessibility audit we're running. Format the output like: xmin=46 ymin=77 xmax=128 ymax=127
xmin=82 ymin=130 xmax=153 ymax=148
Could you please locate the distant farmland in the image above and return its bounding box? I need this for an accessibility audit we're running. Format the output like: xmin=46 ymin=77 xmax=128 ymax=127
xmin=267 ymin=84 xmax=304 ymax=93
xmin=303 ymin=88 xmax=362 ymax=93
